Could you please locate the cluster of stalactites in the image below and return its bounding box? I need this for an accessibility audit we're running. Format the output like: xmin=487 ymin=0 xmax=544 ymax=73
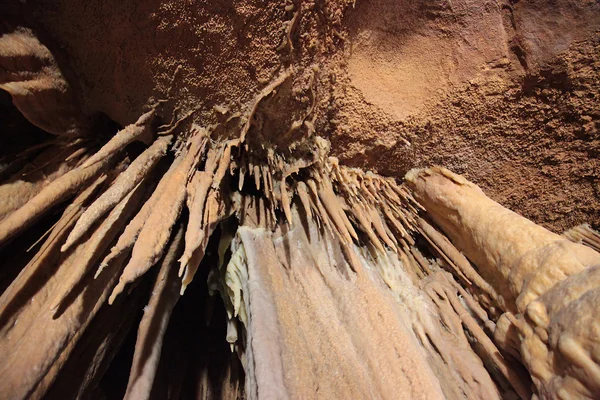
xmin=563 ymin=223 xmax=600 ymax=253
xmin=0 ymin=103 xmax=425 ymax=399
xmin=0 ymin=103 xmax=424 ymax=310
xmin=5 ymin=104 xmax=598 ymax=400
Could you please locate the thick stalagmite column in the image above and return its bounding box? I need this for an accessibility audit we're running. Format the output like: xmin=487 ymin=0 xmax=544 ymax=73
xmin=406 ymin=166 xmax=600 ymax=399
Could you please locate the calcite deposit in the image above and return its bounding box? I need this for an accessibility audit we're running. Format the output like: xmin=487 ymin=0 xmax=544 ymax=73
xmin=407 ymin=167 xmax=600 ymax=399
xmin=0 ymin=0 xmax=599 ymax=399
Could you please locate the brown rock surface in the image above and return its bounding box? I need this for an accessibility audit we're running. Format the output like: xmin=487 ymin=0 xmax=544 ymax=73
xmin=1 ymin=1 xmax=599 ymax=399
xmin=2 ymin=0 xmax=599 ymax=231
xmin=329 ymin=0 xmax=600 ymax=232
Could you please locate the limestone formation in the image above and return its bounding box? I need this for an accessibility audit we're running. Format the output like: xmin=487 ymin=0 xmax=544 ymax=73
xmin=1 ymin=1 xmax=599 ymax=399
xmin=407 ymin=167 xmax=600 ymax=399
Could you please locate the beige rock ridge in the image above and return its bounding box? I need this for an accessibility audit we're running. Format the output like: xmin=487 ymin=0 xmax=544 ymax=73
xmin=407 ymin=166 xmax=600 ymax=399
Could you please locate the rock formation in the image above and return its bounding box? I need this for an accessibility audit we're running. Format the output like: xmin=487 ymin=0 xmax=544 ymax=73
xmin=407 ymin=167 xmax=600 ymax=399
xmin=0 ymin=0 xmax=599 ymax=399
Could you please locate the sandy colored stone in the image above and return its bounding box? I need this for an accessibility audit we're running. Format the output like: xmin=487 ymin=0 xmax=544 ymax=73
xmin=407 ymin=166 xmax=600 ymax=399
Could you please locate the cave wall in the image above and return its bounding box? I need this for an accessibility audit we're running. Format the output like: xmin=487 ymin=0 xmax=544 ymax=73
xmin=1 ymin=0 xmax=599 ymax=231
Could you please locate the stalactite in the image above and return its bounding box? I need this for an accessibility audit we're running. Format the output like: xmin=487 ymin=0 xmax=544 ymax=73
xmin=0 ymin=139 xmax=89 ymax=220
xmin=62 ymin=134 xmax=171 ymax=251
xmin=123 ymin=223 xmax=185 ymax=400
xmin=564 ymin=223 xmax=600 ymax=253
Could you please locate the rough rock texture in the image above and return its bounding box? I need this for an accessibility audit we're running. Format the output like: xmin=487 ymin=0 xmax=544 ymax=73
xmin=1 ymin=0 xmax=599 ymax=399
xmin=328 ymin=0 xmax=600 ymax=232
xmin=1 ymin=0 xmax=599 ymax=231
